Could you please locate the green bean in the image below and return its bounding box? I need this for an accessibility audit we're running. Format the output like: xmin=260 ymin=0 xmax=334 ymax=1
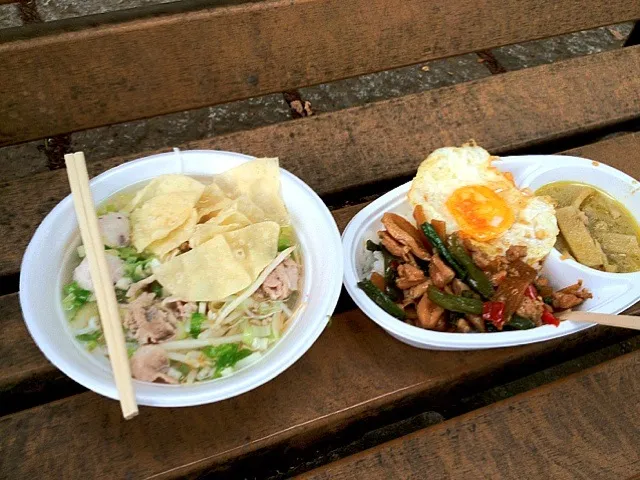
xmin=358 ymin=280 xmax=406 ymax=320
xmin=503 ymin=315 xmax=536 ymax=330
xmin=420 ymin=223 xmax=466 ymax=278
xmin=449 ymin=234 xmax=495 ymax=299
xmin=427 ymin=286 xmax=483 ymax=315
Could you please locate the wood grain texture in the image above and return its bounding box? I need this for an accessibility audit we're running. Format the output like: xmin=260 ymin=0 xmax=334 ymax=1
xmin=0 ymin=309 xmax=634 ymax=480
xmin=0 ymin=293 xmax=80 ymax=415
xmin=0 ymin=294 xmax=53 ymax=388
xmin=1 ymin=1 xmax=640 ymax=145
xmin=2 ymin=49 xmax=640 ymax=277
xmin=298 ymin=351 xmax=640 ymax=480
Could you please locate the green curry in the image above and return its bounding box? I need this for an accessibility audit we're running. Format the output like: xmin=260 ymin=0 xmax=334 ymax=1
xmin=536 ymin=181 xmax=640 ymax=273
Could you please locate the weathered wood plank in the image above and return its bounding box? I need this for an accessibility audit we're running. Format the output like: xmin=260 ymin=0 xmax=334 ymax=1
xmin=2 ymin=49 xmax=640 ymax=277
xmin=0 ymin=309 xmax=636 ymax=480
xmin=1 ymin=1 xmax=640 ymax=145
xmin=298 ymin=351 xmax=640 ymax=480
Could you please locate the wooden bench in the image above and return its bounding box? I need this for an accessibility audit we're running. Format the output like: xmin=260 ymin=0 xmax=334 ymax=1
xmin=1 ymin=1 xmax=639 ymax=478
xmin=298 ymin=350 xmax=640 ymax=480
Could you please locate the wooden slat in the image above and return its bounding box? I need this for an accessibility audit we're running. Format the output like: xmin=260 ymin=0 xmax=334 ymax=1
xmin=0 ymin=294 xmax=54 ymax=390
xmin=1 ymin=1 xmax=640 ymax=145
xmin=2 ymin=48 xmax=640 ymax=277
xmin=0 ymin=310 xmax=635 ymax=480
xmin=298 ymin=351 xmax=640 ymax=480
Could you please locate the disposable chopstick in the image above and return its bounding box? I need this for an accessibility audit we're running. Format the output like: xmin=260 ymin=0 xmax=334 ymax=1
xmin=559 ymin=311 xmax=640 ymax=330
xmin=65 ymin=152 xmax=138 ymax=419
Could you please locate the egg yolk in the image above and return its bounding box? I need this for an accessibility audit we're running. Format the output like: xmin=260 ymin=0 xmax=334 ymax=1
xmin=445 ymin=185 xmax=515 ymax=241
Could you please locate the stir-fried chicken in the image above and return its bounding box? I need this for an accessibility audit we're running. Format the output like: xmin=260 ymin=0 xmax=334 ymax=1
xmin=516 ymin=297 xmax=544 ymax=324
xmin=379 ymin=231 xmax=414 ymax=264
xmin=429 ymin=254 xmax=455 ymax=288
xmin=396 ymin=264 xmax=425 ymax=289
xmin=405 ymin=280 xmax=432 ymax=301
xmin=552 ymin=280 xmax=593 ymax=309
xmin=451 ymin=279 xmax=470 ymax=296
xmin=416 ymin=294 xmax=444 ymax=330
xmin=363 ymin=209 xmax=593 ymax=334
xmin=381 ymin=213 xmax=431 ymax=261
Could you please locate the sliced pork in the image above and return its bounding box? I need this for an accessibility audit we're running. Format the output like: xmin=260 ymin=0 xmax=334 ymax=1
xmin=123 ymin=293 xmax=177 ymax=344
xmin=258 ymin=258 xmax=299 ymax=300
xmin=130 ymin=345 xmax=177 ymax=384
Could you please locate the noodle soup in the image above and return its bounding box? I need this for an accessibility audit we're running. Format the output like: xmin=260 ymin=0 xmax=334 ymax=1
xmin=62 ymin=158 xmax=302 ymax=385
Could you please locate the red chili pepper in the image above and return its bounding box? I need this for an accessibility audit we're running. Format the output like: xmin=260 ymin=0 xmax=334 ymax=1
xmin=541 ymin=310 xmax=560 ymax=327
xmin=525 ymin=284 xmax=537 ymax=300
xmin=483 ymin=301 xmax=506 ymax=328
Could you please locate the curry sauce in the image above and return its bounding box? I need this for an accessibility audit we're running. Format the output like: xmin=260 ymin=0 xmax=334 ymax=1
xmin=536 ymin=181 xmax=640 ymax=273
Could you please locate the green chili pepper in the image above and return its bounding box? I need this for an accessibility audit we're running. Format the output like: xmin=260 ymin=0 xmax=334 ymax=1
xmin=503 ymin=315 xmax=536 ymax=330
xmin=420 ymin=223 xmax=466 ymax=278
xmin=449 ymin=234 xmax=495 ymax=299
xmin=358 ymin=279 xmax=406 ymax=320
xmin=427 ymin=286 xmax=483 ymax=315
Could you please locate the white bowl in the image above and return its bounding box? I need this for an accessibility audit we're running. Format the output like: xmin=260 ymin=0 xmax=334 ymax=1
xmin=20 ymin=150 xmax=343 ymax=407
xmin=342 ymin=155 xmax=640 ymax=350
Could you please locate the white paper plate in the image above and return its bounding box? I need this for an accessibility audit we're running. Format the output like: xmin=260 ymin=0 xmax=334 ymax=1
xmin=20 ymin=150 xmax=343 ymax=406
xmin=343 ymin=155 xmax=640 ymax=350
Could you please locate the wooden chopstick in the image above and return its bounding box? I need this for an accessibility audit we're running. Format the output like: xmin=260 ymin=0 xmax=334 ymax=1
xmin=65 ymin=152 xmax=138 ymax=419
xmin=559 ymin=311 xmax=640 ymax=330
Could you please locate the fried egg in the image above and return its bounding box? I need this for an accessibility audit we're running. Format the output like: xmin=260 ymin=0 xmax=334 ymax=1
xmin=408 ymin=143 xmax=558 ymax=265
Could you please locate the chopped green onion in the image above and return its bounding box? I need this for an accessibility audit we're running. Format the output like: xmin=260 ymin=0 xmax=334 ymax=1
xmin=63 ymin=281 xmax=91 ymax=316
xmin=126 ymin=343 xmax=138 ymax=357
xmin=76 ymin=331 xmax=102 ymax=342
xmin=203 ymin=343 xmax=253 ymax=375
xmin=189 ymin=312 xmax=206 ymax=338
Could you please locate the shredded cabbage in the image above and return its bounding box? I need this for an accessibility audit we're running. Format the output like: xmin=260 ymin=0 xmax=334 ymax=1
xmin=234 ymin=351 xmax=262 ymax=370
xmin=160 ymin=334 xmax=244 ymax=351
